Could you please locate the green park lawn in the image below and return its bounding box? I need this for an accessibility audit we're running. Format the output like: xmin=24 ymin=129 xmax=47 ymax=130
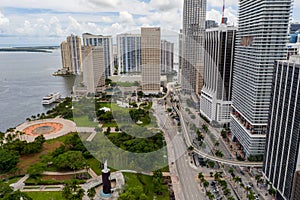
xmin=73 ymin=116 xmax=98 ymax=127
xmin=26 ymin=192 xmax=63 ymax=200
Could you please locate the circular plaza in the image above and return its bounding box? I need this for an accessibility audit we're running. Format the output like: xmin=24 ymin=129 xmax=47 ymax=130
xmin=16 ymin=118 xmax=76 ymax=142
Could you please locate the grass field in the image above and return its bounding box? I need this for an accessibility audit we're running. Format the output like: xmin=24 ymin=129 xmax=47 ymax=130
xmin=73 ymin=116 xmax=98 ymax=127
xmin=87 ymin=158 xmax=101 ymax=175
xmin=26 ymin=192 xmax=63 ymax=200
xmin=122 ymin=172 xmax=169 ymax=200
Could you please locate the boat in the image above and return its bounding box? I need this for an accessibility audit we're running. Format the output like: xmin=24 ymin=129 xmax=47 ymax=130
xmin=42 ymin=93 xmax=61 ymax=105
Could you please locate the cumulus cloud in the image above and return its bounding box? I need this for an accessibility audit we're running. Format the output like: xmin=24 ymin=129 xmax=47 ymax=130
xmin=119 ymin=11 xmax=134 ymax=24
xmin=0 ymin=11 xmax=9 ymax=26
xmin=1 ymin=0 xmax=299 ymax=45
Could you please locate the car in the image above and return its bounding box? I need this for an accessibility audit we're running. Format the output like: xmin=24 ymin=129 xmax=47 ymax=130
xmin=240 ymin=170 xmax=245 ymax=175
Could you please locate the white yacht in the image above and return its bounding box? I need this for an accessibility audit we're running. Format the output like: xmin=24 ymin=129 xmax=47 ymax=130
xmin=42 ymin=93 xmax=61 ymax=105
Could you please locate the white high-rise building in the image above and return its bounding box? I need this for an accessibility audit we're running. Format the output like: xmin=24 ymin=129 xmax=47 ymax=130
xmin=82 ymin=33 xmax=114 ymax=77
xmin=61 ymin=34 xmax=82 ymax=74
xmin=181 ymin=0 xmax=206 ymax=95
xmin=83 ymin=46 xmax=105 ymax=94
xmin=117 ymin=34 xmax=142 ymax=74
xmin=200 ymin=25 xmax=236 ymax=126
xmin=231 ymin=0 xmax=292 ymax=157
xmin=141 ymin=27 xmax=161 ymax=94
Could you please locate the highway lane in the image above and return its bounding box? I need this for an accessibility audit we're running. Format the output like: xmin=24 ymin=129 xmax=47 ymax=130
xmin=154 ymin=101 xmax=203 ymax=200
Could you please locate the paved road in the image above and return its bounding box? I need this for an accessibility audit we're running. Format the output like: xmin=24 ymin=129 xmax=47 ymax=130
xmin=166 ymin=84 xmax=263 ymax=168
xmin=154 ymin=100 xmax=203 ymax=200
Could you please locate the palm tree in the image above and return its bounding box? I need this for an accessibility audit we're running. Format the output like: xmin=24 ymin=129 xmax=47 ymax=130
xmin=228 ymin=167 xmax=234 ymax=175
xmin=76 ymin=188 xmax=85 ymax=200
xmin=203 ymin=180 xmax=209 ymax=191
xmin=214 ymin=141 xmax=220 ymax=147
xmin=198 ymin=172 xmax=204 ymax=180
xmin=214 ymin=171 xmax=223 ymax=181
xmin=87 ymin=188 xmax=96 ymax=199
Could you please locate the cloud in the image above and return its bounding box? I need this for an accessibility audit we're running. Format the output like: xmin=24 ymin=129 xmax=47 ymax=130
xmin=0 ymin=11 xmax=9 ymax=26
xmin=209 ymin=0 xmax=238 ymax=7
xmin=0 ymin=0 xmax=299 ymax=45
xmin=207 ymin=7 xmax=238 ymax=26
xmin=150 ymin=0 xmax=182 ymax=11
xmin=119 ymin=11 xmax=134 ymax=24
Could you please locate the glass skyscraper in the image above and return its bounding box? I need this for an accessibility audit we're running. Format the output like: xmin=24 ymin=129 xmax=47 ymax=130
xmin=181 ymin=0 xmax=206 ymax=95
xmin=264 ymin=55 xmax=300 ymax=200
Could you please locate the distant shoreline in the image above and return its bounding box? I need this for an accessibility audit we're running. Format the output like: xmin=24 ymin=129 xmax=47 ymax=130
xmin=0 ymin=46 xmax=60 ymax=53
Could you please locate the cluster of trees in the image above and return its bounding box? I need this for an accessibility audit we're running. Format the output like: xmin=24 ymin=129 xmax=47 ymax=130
xmin=119 ymin=186 xmax=148 ymax=200
xmin=202 ymin=124 xmax=209 ymax=133
xmin=0 ymin=149 xmax=19 ymax=174
xmin=107 ymin=131 xmax=164 ymax=153
xmin=215 ymin=150 xmax=224 ymax=158
xmin=129 ymin=108 xmax=151 ymax=124
xmin=0 ymin=135 xmax=46 ymax=174
xmin=27 ymin=133 xmax=91 ymax=176
xmin=0 ymin=182 xmax=32 ymax=200
xmin=247 ymin=155 xmax=263 ymax=162
xmin=62 ymin=180 xmax=85 ymax=200
xmin=97 ymin=110 xmax=114 ymax=123
xmin=3 ymin=135 xmax=45 ymax=155
xmin=46 ymin=97 xmax=73 ymax=119
xmin=153 ymin=170 xmax=163 ymax=195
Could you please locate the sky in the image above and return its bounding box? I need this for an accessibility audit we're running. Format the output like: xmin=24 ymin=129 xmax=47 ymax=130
xmin=0 ymin=0 xmax=299 ymax=46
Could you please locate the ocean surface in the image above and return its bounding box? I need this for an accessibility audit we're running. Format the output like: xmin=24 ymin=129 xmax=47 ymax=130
xmin=0 ymin=50 xmax=74 ymax=132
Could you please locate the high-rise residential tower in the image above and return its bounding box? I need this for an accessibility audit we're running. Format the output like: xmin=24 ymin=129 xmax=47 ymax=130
xmin=141 ymin=27 xmax=161 ymax=94
xmin=60 ymin=41 xmax=71 ymax=72
xmin=117 ymin=34 xmax=142 ymax=74
xmin=230 ymin=0 xmax=292 ymax=157
xmin=83 ymin=46 xmax=105 ymax=94
xmin=161 ymin=40 xmax=174 ymax=74
xmin=200 ymin=25 xmax=236 ymax=126
xmin=181 ymin=0 xmax=206 ymax=94
xmin=60 ymin=34 xmax=82 ymax=74
xmin=82 ymin=33 xmax=113 ymax=77
xmin=263 ymin=55 xmax=300 ymax=200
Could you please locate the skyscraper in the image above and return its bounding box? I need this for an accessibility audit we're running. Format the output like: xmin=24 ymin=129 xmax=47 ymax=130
xmin=200 ymin=25 xmax=236 ymax=126
xmin=60 ymin=34 xmax=82 ymax=74
xmin=181 ymin=0 xmax=206 ymax=94
xmin=117 ymin=34 xmax=142 ymax=74
xmin=178 ymin=29 xmax=183 ymax=84
xmin=161 ymin=40 xmax=174 ymax=74
xmin=141 ymin=27 xmax=161 ymax=94
xmin=60 ymin=41 xmax=71 ymax=72
xmin=230 ymin=0 xmax=292 ymax=157
xmin=83 ymin=46 xmax=105 ymax=94
xmin=82 ymin=33 xmax=113 ymax=77
xmin=263 ymin=55 xmax=300 ymax=200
